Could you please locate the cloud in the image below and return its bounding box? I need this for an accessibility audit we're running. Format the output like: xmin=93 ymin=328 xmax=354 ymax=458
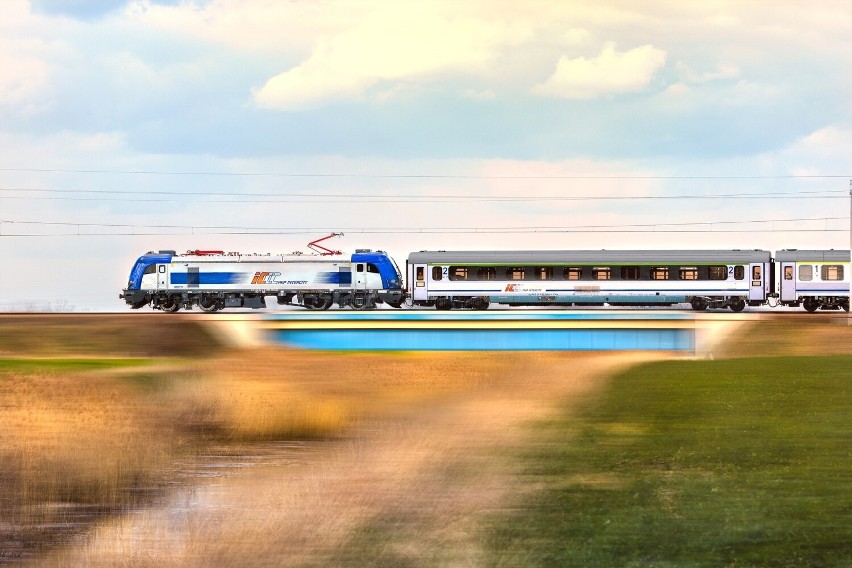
xmin=533 ymin=42 xmax=667 ymax=99
xmin=0 ymin=48 xmax=50 ymax=108
xmin=675 ymin=61 xmax=739 ymax=84
xmin=253 ymin=5 xmax=527 ymax=110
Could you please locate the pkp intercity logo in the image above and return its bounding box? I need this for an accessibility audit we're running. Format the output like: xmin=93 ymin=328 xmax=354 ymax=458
xmin=251 ymin=272 xmax=308 ymax=285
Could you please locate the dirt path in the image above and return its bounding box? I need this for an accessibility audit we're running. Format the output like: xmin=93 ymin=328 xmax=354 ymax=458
xmin=36 ymin=352 xmax=664 ymax=567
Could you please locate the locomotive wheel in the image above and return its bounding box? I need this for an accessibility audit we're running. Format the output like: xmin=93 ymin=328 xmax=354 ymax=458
xmin=803 ymin=297 xmax=820 ymax=313
xmin=160 ymin=297 xmax=180 ymax=312
xmin=690 ymin=297 xmax=708 ymax=312
xmin=842 ymin=299 xmax=850 ymax=313
xmin=475 ymin=297 xmax=490 ymax=310
xmin=350 ymin=293 xmax=368 ymax=310
xmin=728 ymin=297 xmax=746 ymax=313
xmin=305 ymin=295 xmax=333 ymax=310
xmin=199 ymin=295 xmax=219 ymax=312
xmin=435 ymin=298 xmax=452 ymax=311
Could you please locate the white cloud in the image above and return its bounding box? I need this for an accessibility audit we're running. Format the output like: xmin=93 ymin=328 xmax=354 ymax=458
xmin=462 ymin=88 xmax=496 ymax=101
xmin=0 ymin=49 xmax=49 ymax=107
xmin=253 ymin=4 xmax=528 ymax=109
xmin=675 ymin=61 xmax=739 ymax=84
xmin=532 ymin=42 xmax=667 ymax=99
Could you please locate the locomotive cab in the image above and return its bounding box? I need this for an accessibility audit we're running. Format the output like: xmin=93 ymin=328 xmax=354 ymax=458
xmin=120 ymin=251 xmax=173 ymax=308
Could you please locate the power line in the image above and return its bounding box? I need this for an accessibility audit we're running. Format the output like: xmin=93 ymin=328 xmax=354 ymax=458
xmin=0 ymin=167 xmax=849 ymax=179
xmin=0 ymin=187 xmax=848 ymax=204
xmin=1 ymin=216 xmax=846 ymax=236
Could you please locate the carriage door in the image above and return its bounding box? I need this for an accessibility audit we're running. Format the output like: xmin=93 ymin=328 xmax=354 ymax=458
xmin=749 ymin=262 xmax=766 ymax=301
xmin=157 ymin=265 xmax=168 ymax=290
xmin=780 ymin=262 xmax=797 ymax=302
xmin=412 ymin=264 xmax=428 ymax=301
xmin=354 ymin=262 xmax=367 ymax=290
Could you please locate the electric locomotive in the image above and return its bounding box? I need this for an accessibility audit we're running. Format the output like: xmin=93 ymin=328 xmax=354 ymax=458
xmin=120 ymin=249 xmax=404 ymax=312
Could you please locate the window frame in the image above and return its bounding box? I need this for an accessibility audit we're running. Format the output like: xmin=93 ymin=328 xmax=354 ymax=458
xmin=592 ymin=267 xmax=611 ymax=281
xmin=821 ymin=264 xmax=844 ymax=281
xmin=506 ymin=267 xmax=526 ymax=280
xmin=563 ymin=267 xmax=583 ymax=280
xmin=679 ymin=266 xmax=699 ymax=280
xmin=708 ymin=266 xmax=727 ymax=281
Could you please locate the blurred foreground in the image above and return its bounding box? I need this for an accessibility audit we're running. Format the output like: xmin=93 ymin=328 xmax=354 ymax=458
xmin=0 ymin=315 xmax=849 ymax=566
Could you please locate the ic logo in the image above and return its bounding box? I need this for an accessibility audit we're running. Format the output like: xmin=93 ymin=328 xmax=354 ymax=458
xmin=251 ymin=272 xmax=280 ymax=284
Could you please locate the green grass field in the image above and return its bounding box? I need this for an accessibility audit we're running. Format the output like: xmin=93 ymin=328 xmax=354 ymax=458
xmin=0 ymin=357 xmax=151 ymax=372
xmin=486 ymin=356 xmax=852 ymax=567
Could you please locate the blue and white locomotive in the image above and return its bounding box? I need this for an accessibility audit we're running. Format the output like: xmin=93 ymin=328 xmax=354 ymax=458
xmin=120 ymin=249 xmax=404 ymax=311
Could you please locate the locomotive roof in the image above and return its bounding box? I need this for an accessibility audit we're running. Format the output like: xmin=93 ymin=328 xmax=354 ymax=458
xmin=407 ymin=250 xmax=772 ymax=264
xmin=774 ymin=249 xmax=850 ymax=262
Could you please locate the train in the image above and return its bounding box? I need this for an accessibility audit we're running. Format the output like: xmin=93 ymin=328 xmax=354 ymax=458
xmin=120 ymin=247 xmax=850 ymax=313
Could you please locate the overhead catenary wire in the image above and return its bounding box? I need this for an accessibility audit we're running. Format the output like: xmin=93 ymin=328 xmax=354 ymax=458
xmin=0 ymin=187 xmax=848 ymax=204
xmin=0 ymin=216 xmax=847 ymax=237
xmin=0 ymin=167 xmax=850 ymax=179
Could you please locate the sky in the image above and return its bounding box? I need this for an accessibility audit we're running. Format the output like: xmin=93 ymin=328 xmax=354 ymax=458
xmin=1 ymin=0 xmax=851 ymax=311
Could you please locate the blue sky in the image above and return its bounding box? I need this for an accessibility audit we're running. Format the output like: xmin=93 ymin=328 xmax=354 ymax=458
xmin=1 ymin=0 xmax=850 ymax=310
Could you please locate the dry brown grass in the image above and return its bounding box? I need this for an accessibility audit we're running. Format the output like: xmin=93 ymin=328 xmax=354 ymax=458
xmin=0 ymin=347 xmax=516 ymax=564
xmin=33 ymin=351 xmax=653 ymax=568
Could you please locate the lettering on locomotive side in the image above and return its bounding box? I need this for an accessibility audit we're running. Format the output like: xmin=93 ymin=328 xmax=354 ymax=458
xmin=251 ymin=272 xmax=308 ymax=285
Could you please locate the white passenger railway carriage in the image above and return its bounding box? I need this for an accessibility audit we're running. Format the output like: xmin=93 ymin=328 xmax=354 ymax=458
xmin=407 ymin=250 xmax=773 ymax=311
xmin=121 ymin=249 xmax=404 ymax=311
xmin=775 ymin=249 xmax=850 ymax=312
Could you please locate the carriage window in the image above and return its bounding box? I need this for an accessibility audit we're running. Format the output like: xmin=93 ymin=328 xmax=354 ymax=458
xmin=708 ymin=266 xmax=727 ymax=280
xmin=536 ymin=267 xmax=553 ymax=280
xmin=798 ymin=265 xmax=812 ymax=281
xmin=784 ymin=266 xmax=793 ymax=280
xmin=620 ymin=266 xmax=640 ymax=280
xmin=449 ymin=266 xmax=469 ymax=281
xmin=159 ymin=265 xmax=166 ymax=273
xmin=507 ymin=267 xmax=525 ymax=280
xmin=592 ymin=267 xmax=611 ymax=280
xmin=752 ymin=265 xmax=762 ymax=280
xmin=821 ymin=265 xmax=844 ymax=281
xmin=564 ymin=267 xmax=582 ymax=280
xmin=416 ymin=267 xmax=425 ymax=281
xmin=477 ymin=267 xmax=497 ymax=280
xmin=431 ymin=266 xmax=442 ymax=281
xmin=356 ymin=263 xmax=364 ymax=272
xmin=734 ymin=266 xmax=745 ymax=280
xmin=679 ymin=267 xmax=699 ymax=280
xmin=650 ymin=267 xmax=669 ymax=280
